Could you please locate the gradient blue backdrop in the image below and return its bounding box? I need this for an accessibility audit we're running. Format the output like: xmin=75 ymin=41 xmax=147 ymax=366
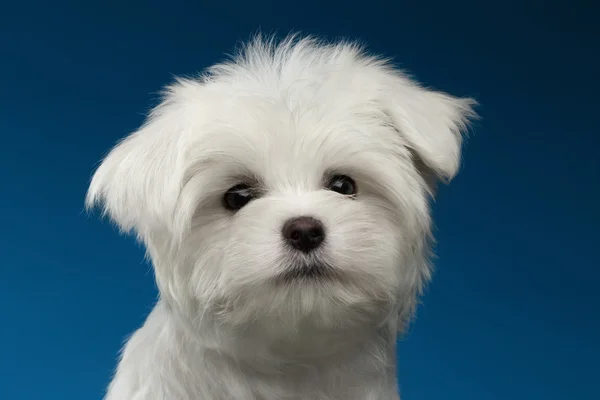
xmin=1 ymin=1 xmax=598 ymax=399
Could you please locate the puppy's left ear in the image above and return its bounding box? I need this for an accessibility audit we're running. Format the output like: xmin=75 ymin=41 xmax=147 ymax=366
xmin=85 ymin=79 xmax=199 ymax=236
xmin=381 ymin=73 xmax=478 ymax=184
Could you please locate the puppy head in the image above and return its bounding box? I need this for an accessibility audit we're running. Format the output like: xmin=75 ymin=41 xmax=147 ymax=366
xmin=87 ymin=36 xmax=476 ymax=333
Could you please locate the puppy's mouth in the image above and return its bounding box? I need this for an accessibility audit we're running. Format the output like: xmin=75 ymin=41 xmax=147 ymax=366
xmin=275 ymin=262 xmax=336 ymax=284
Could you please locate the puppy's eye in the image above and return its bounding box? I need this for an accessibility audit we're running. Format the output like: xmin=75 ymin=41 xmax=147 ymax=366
xmin=223 ymin=184 xmax=255 ymax=211
xmin=327 ymin=175 xmax=357 ymax=196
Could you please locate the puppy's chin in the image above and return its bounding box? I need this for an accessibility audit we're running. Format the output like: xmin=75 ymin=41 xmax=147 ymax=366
xmin=214 ymin=263 xmax=397 ymax=333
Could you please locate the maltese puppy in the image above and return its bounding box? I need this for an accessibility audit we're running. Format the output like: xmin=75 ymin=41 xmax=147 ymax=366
xmin=87 ymin=35 xmax=476 ymax=400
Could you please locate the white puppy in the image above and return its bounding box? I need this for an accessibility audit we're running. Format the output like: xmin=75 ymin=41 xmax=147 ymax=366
xmin=87 ymin=35 xmax=476 ymax=400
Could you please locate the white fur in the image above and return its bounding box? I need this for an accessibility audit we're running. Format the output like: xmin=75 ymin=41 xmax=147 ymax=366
xmin=87 ymin=34 xmax=476 ymax=400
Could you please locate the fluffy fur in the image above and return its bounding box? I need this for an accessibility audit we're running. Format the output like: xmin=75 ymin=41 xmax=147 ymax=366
xmin=87 ymin=34 xmax=477 ymax=400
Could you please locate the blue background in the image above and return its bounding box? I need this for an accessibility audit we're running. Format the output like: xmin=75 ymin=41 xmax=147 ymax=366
xmin=1 ymin=1 xmax=598 ymax=399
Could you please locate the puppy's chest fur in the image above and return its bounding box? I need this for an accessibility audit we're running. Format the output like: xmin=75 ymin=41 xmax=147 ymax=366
xmin=106 ymin=303 xmax=400 ymax=400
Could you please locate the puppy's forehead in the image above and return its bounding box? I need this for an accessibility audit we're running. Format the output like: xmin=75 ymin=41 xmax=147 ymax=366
xmin=191 ymin=86 xmax=398 ymax=188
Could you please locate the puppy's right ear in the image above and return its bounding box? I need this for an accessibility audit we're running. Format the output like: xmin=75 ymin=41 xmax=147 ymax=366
xmin=86 ymin=80 xmax=196 ymax=235
xmin=377 ymin=69 xmax=478 ymax=186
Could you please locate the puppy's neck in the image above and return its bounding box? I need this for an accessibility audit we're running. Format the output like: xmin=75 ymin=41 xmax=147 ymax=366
xmin=168 ymin=298 xmax=398 ymax=369
xmin=113 ymin=300 xmax=401 ymax=399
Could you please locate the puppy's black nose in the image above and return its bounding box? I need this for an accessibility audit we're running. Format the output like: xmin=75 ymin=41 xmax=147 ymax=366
xmin=282 ymin=216 xmax=325 ymax=253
